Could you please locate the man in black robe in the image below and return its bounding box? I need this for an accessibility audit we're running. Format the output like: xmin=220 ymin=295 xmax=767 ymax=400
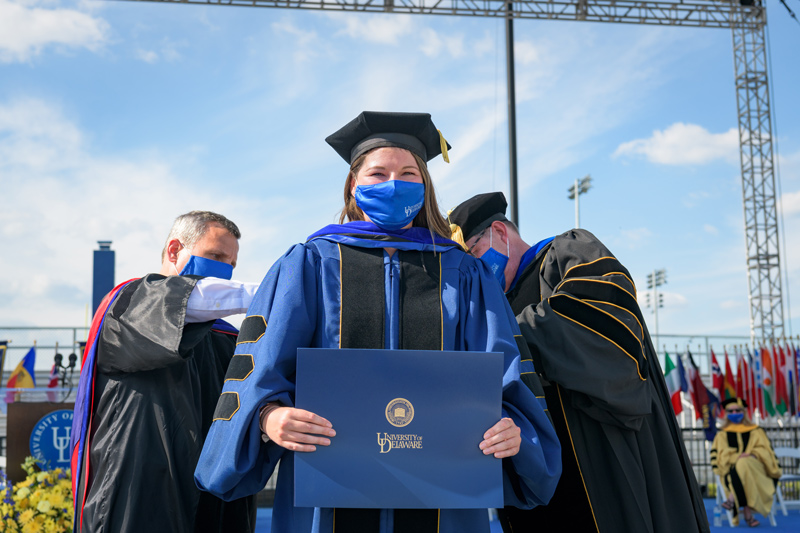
xmin=73 ymin=211 xmax=257 ymax=533
xmin=448 ymin=193 xmax=709 ymax=533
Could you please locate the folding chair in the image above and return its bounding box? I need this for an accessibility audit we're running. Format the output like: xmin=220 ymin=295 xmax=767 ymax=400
xmin=774 ymin=447 xmax=800 ymax=514
xmin=715 ymin=474 xmax=737 ymax=527
xmin=715 ymin=474 xmax=779 ymax=527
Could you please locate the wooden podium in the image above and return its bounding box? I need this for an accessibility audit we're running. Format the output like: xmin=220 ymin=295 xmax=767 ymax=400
xmin=7 ymin=399 xmax=74 ymax=483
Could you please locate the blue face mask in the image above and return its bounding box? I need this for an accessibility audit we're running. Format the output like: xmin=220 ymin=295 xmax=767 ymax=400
xmin=178 ymin=255 xmax=233 ymax=280
xmin=479 ymin=229 xmax=509 ymax=290
xmin=727 ymin=412 xmax=744 ymax=424
xmin=355 ymin=180 xmax=425 ymax=231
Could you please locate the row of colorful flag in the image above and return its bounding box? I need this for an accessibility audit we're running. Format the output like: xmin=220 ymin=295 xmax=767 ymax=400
xmin=1 ymin=340 xmax=85 ymax=403
xmin=709 ymin=341 xmax=800 ymax=418
xmin=664 ymin=349 xmax=721 ymax=440
xmin=663 ymin=340 xmax=800 ymax=440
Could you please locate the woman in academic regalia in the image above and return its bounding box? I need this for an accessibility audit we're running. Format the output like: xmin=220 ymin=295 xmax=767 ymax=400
xmin=711 ymin=398 xmax=782 ymax=527
xmin=195 ymin=111 xmax=561 ymax=533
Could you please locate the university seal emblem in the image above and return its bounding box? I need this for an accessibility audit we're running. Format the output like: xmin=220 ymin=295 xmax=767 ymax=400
xmin=385 ymin=398 xmax=414 ymax=427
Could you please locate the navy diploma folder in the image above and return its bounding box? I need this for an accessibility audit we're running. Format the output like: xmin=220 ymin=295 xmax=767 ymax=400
xmin=294 ymin=348 xmax=504 ymax=509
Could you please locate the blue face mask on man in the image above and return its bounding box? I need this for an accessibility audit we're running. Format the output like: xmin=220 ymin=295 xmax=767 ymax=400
xmin=479 ymin=228 xmax=510 ymax=290
xmin=175 ymin=254 xmax=233 ymax=280
xmin=355 ymin=179 xmax=425 ymax=231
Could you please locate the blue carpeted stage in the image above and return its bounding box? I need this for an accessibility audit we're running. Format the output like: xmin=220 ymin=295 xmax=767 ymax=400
xmin=254 ymin=501 xmax=800 ymax=532
xmin=704 ymin=498 xmax=800 ymax=532
xmin=254 ymin=508 xmax=505 ymax=531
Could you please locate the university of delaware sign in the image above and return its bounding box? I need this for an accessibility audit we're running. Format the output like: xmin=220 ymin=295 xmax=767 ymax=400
xmin=29 ymin=409 xmax=73 ymax=468
xmin=377 ymin=433 xmax=424 ymax=453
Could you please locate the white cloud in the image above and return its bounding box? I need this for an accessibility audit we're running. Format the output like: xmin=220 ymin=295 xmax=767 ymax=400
xmin=497 ymin=27 xmax=708 ymax=188
xmin=0 ymin=0 xmax=108 ymax=62
xmin=332 ymin=13 xmax=467 ymax=58
xmin=778 ymin=149 xmax=800 ymax=183
xmin=620 ymin=227 xmax=653 ymax=244
xmin=780 ymin=189 xmax=800 ymax=217
xmin=271 ymin=19 xmax=320 ymax=63
xmin=0 ymin=98 xmax=273 ymax=327
xmin=435 ymin=109 xmax=502 ymax=189
xmin=473 ymin=31 xmax=494 ymax=57
xmin=613 ymin=122 xmax=739 ymax=165
xmin=418 ymin=29 xmax=440 ymax=57
xmin=720 ymin=300 xmax=742 ymax=309
xmin=441 ymin=33 xmax=464 ymax=58
xmin=636 ymin=290 xmax=688 ymax=309
xmin=609 ymin=228 xmax=654 ymax=252
xmin=514 ymin=40 xmax=541 ymax=66
xmin=333 ymin=13 xmax=415 ymax=45
xmin=136 ymin=49 xmax=158 ymax=63
xmin=0 ymin=98 xmax=83 ymax=170
xmin=135 ymin=39 xmax=183 ymax=63
xmin=682 ymin=190 xmax=711 ymax=208
xmin=663 ymin=292 xmax=688 ymax=307
xmin=418 ymin=27 xmax=464 ymax=58
xmin=234 ymin=17 xmax=338 ymax=106
xmin=704 ymin=224 xmax=719 ymax=235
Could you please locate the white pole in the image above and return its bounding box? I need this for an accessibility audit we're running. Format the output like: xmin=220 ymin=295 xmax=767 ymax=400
xmin=653 ymin=270 xmax=659 ymax=344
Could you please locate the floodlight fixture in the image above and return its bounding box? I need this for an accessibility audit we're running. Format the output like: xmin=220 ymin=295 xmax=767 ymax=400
xmin=647 ymin=268 xmax=667 ymax=289
xmin=567 ymin=174 xmax=592 ymax=228
xmin=645 ymin=268 xmax=668 ymax=346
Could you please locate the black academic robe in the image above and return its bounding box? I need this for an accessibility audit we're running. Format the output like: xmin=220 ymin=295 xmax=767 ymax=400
xmin=79 ymin=274 xmax=255 ymax=533
xmin=501 ymin=229 xmax=709 ymax=533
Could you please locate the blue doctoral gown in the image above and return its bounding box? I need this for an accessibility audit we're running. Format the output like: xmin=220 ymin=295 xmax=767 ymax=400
xmin=195 ymin=223 xmax=560 ymax=533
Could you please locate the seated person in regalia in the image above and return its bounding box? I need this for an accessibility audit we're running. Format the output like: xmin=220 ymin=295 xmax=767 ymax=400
xmin=711 ymin=398 xmax=782 ymax=527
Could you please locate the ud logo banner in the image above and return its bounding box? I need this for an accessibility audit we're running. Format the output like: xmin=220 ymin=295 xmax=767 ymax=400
xmin=29 ymin=409 xmax=73 ymax=468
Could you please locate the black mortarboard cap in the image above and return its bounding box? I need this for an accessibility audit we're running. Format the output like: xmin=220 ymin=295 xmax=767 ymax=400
xmin=447 ymin=192 xmax=509 ymax=244
xmin=721 ymin=397 xmax=748 ymax=409
xmin=326 ymin=111 xmax=451 ymax=165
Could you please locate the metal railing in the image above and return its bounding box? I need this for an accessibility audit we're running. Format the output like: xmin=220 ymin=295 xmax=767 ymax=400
xmin=0 ymin=328 xmax=763 ymax=375
xmin=651 ymin=333 xmax=754 ymax=375
xmin=1 ymin=388 xmax=78 ymax=405
xmin=0 ymin=327 xmax=89 ymax=373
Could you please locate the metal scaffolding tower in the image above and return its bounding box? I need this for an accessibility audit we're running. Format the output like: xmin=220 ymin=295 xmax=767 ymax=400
xmin=730 ymin=7 xmax=784 ymax=342
xmin=123 ymin=0 xmax=784 ymax=340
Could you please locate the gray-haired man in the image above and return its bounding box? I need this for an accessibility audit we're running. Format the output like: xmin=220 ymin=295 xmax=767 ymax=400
xmin=73 ymin=211 xmax=258 ymax=533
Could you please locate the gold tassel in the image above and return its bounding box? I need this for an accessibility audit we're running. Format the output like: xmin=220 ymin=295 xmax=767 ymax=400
xmin=449 ymin=224 xmax=467 ymax=251
xmin=438 ymin=129 xmax=450 ymax=163
xmin=447 ymin=208 xmax=467 ymax=250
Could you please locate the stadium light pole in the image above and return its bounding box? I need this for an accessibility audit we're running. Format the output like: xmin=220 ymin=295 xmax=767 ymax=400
xmin=567 ymin=175 xmax=592 ymax=228
xmin=506 ymin=0 xmax=518 ymax=228
xmin=647 ymin=268 xmax=667 ymax=346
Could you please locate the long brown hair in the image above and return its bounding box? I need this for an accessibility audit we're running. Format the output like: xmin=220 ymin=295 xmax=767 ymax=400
xmin=338 ymin=148 xmax=451 ymax=240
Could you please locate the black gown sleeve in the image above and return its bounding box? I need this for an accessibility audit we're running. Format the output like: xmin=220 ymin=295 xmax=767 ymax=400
xmin=516 ymin=229 xmax=652 ymax=430
xmin=98 ymin=274 xmax=213 ymax=374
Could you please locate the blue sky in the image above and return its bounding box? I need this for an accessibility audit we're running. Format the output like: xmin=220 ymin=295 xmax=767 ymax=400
xmin=1 ymin=0 xmax=799 ymax=369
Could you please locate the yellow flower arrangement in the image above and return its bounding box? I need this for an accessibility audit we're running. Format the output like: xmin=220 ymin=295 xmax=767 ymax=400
xmin=0 ymin=456 xmax=73 ymax=533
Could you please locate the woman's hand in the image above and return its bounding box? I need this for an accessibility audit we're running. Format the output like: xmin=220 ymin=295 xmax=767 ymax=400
xmin=479 ymin=417 xmax=521 ymax=459
xmin=263 ymin=407 xmax=335 ymax=452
